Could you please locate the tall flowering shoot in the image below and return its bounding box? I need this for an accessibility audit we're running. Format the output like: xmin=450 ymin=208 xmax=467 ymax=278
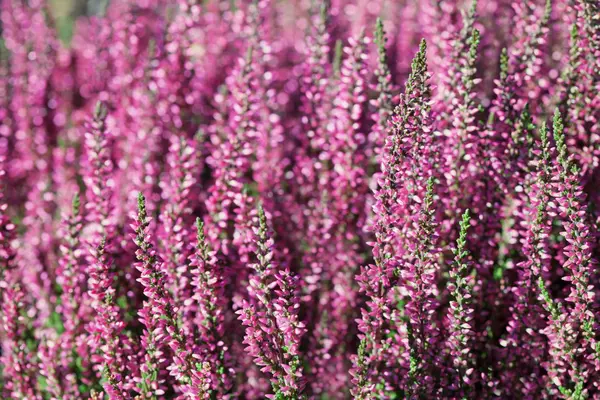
xmin=238 ymin=205 xmax=305 ymax=399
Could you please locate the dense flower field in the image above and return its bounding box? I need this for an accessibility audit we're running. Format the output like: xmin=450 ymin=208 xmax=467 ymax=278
xmin=0 ymin=0 xmax=599 ymax=398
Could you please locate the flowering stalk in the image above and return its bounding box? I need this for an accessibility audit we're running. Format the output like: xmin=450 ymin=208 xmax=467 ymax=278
xmin=490 ymin=0 xmax=552 ymax=127
xmin=558 ymin=24 xmax=586 ymax=147
xmin=402 ymin=176 xmax=440 ymax=397
xmin=486 ymin=1 xmax=553 ymax=206
xmin=1 ymin=284 xmax=39 ymax=399
xmin=446 ymin=209 xmax=475 ymax=396
xmin=307 ymin=30 xmax=371 ymax=397
xmin=299 ymin=2 xmax=331 ymax=157
xmin=132 ymin=193 xmax=166 ymax=399
xmin=500 ymin=121 xmax=552 ymax=396
xmin=443 ymin=26 xmax=488 ymax=264
xmin=189 ymin=218 xmax=232 ymax=396
xmin=88 ymin=237 xmax=130 ymax=399
xmin=368 ymin=18 xmax=394 ymax=166
xmin=83 ymin=102 xmax=114 ymax=235
xmin=57 ymin=194 xmax=85 ymax=333
xmin=238 ymin=205 xmax=305 ymax=399
xmin=552 ymin=109 xmax=599 ymax=365
xmin=133 ymin=193 xmax=209 ymax=399
xmin=538 ymin=110 xmax=595 ymax=398
xmin=54 ymin=193 xmax=87 ymax=399
xmin=353 ymin=40 xmax=437 ymax=399
xmin=0 ymin=151 xmax=15 ymax=299
xmin=204 ymin=45 xmax=257 ymax=254
xmin=577 ymin=0 xmax=599 ymax=59
xmin=291 ymin=3 xmax=332 ymax=290
xmin=158 ymin=136 xmax=197 ymax=310
xmin=538 ymin=277 xmax=585 ymax=398
xmin=0 ymin=147 xmax=37 ymax=397
xmin=292 ymin=9 xmax=338 ymax=392
xmin=82 ymin=101 xmax=134 ymax=398
xmin=430 ymin=0 xmax=477 ymax=120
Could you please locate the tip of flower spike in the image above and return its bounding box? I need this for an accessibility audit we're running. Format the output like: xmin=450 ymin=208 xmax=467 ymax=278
xmin=425 ymin=177 xmax=435 ymax=203
xmin=194 ymin=128 xmax=205 ymax=143
xmin=469 ymin=0 xmax=478 ymax=15
xmin=409 ymin=39 xmax=427 ymax=78
xmin=94 ymin=101 xmax=108 ymax=121
xmin=426 ymin=176 xmax=434 ymax=188
xmin=196 ymin=217 xmax=205 ymax=245
xmin=319 ymin=0 xmax=330 ymax=23
xmin=137 ymin=192 xmax=147 ymax=221
xmin=552 ymin=109 xmax=564 ymax=138
xmin=499 ymin=48 xmax=509 ymax=80
xmin=543 ymin=0 xmax=552 ymax=22
xmin=257 ymin=203 xmax=266 ymax=227
xmin=245 ymin=45 xmax=254 ymax=66
xmin=520 ymin=103 xmax=532 ymax=125
xmin=333 ymin=39 xmax=343 ymax=75
xmin=375 ymin=17 xmax=384 ymax=43
xmin=418 ymin=38 xmax=427 ymax=58
xmin=469 ymin=29 xmax=481 ymax=57
xmin=540 ymin=121 xmax=548 ymax=147
xmin=570 ymin=23 xmax=579 ymax=41
xmin=99 ymin=234 xmax=107 ymax=249
xmin=374 ymin=18 xmax=388 ymax=63
xmin=461 ymin=209 xmax=470 ymax=222
xmin=459 ymin=209 xmax=471 ymax=241
xmin=72 ymin=192 xmax=81 ymax=216
xmin=552 ymin=109 xmax=568 ymax=170
xmin=570 ymin=164 xmax=580 ymax=176
xmin=357 ymin=27 xmax=367 ymax=41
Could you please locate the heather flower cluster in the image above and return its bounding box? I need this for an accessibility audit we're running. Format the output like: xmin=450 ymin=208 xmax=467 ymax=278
xmin=0 ymin=0 xmax=599 ymax=399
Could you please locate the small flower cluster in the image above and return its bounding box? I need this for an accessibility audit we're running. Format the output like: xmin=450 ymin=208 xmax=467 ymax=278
xmin=1 ymin=1 xmax=599 ymax=399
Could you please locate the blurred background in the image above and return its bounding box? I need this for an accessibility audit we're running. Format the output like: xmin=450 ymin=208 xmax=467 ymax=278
xmin=48 ymin=0 xmax=111 ymax=44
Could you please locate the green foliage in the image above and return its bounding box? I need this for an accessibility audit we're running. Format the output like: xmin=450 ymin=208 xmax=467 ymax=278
xmin=46 ymin=311 xmax=65 ymax=335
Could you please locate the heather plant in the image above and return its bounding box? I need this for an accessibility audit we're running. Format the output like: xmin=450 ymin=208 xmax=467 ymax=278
xmin=0 ymin=0 xmax=599 ymax=399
